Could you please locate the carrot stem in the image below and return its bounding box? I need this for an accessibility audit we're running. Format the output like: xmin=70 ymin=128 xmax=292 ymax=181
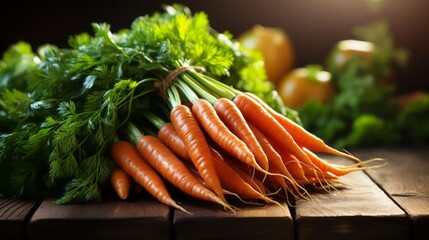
xmin=179 ymin=74 xmax=217 ymax=104
xmin=186 ymin=71 xmax=238 ymax=99
xmin=166 ymin=84 xmax=182 ymax=108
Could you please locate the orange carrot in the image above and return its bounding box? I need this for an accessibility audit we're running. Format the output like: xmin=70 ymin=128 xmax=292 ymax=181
xmin=233 ymin=93 xmax=316 ymax=173
xmin=210 ymin=147 xmax=281 ymax=206
xmin=269 ymin=140 xmax=306 ymax=181
xmin=158 ymin=122 xmax=189 ymax=160
xmin=192 ymin=99 xmax=265 ymax=173
xmin=110 ymin=167 xmax=131 ymax=200
xmin=244 ymin=92 xmax=361 ymax=162
xmin=226 ymin=160 xmax=268 ymax=195
xmin=247 ymin=122 xmax=297 ymax=187
xmin=214 ymin=98 xmax=269 ymax=171
xmin=170 ymin=104 xmax=226 ymax=203
xmin=110 ymin=140 xmax=188 ymax=213
xmin=157 ymin=123 xmax=267 ymax=195
xmin=136 ymin=135 xmax=232 ymax=210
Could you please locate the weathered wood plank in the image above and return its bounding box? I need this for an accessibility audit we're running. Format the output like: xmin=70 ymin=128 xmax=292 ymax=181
xmin=356 ymin=148 xmax=429 ymax=240
xmin=28 ymin=198 xmax=171 ymax=240
xmin=173 ymin=199 xmax=293 ymax=240
xmin=0 ymin=199 xmax=38 ymax=240
xmin=295 ymin=155 xmax=408 ymax=240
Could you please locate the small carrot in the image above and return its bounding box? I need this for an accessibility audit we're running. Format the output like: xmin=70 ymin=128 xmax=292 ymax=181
xmin=192 ymin=99 xmax=265 ymax=173
xmin=136 ymin=135 xmax=232 ymax=211
xmin=170 ymin=104 xmax=226 ymax=204
xmin=233 ymin=93 xmax=316 ymax=173
xmin=110 ymin=167 xmax=131 ymax=200
xmin=244 ymin=92 xmax=361 ymax=162
xmin=110 ymin=140 xmax=188 ymax=213
xmin=214 ymin=98 xmax=269 ymax=171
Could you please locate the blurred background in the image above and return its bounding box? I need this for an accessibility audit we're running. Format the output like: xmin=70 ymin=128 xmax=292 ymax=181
xmin=1 ymin=0 xmax=428 ymax=92
xmin=1 ymin=0 xmax=429 ymax=148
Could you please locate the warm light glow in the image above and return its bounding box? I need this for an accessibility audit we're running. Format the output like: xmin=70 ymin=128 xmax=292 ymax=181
xmin=365 ymin=0 xmax=386 ymax=12
xmin=316 ymin=71 xmax=331 ymax=83
xmin=33 ymin=56 xmax=41 ymax=64
xmin=338 ymin=40 xmax=375 ymax=53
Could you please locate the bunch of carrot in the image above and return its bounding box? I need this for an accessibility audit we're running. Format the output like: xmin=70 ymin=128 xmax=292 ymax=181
xmin=107 ymin=67 xmax=376 ymax=213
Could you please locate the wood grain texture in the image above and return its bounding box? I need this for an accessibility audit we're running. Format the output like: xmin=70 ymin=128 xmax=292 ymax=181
xmin=0 ymin=199 xmax=37 ymax=240
xmin=295 ymin=155 xmax=408 ymax=240
xmin=28 ymin=198 xmax=171 ymax=240
xmin=173 ymin=199 xmax=293 ymax=240
xmin=355 ymin=148 xmax=429 ymax=240
xmin=3 ymin=148 xmax=428 ymax=240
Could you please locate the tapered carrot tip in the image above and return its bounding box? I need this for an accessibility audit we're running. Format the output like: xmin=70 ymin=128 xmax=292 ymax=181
xmin=111 ymin=168 xmax=131 ymax=200
xmin=173 ymin=202 xmax=192 ymax=215
xmin=116 ymin=188 xmax=129 ymax=200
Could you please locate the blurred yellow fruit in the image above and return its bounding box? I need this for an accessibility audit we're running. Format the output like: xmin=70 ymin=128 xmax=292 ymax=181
xmin=277 ymin=67 xmax=335 ymax=109
xmin=240 ymin=25 xmax=294 ymax=84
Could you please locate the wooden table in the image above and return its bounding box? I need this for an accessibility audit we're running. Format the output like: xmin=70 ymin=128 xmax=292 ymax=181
xmin=1 ymin=148 xmax=428 ymax=240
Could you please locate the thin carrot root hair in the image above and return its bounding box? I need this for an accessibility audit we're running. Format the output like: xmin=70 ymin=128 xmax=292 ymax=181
xmin=267 ymin=163 xmax=310 ymax=200
xmin=300 ymin=152 xmax=387 ymax=194
xmin=224 ymin=150 xmax=293 ymax=192
xmin=232 ymin=154 xmax=310 ymax=202
xmin=300 ymin=162 xmax=344 ymax=196
xmin=337 ymin=157 xmax=388 ymax=172
xmin=224 ymin=188 xmax=285 ymax=211
xmin=209 ymin=147 xmax=287 ymax=210
xmin=297 ymin=178 xmax=343 ymax=193
xmin=305 ymin=147 xmax=387 ymax=176
xmin=332 ymin=148 xmax=365 ymax=164
xmin=222 ymin=156 xmax=271 ymax=196
xmin=305 ymin=175 xmax=375 ymax=197
xmin=225 ymin=158 xmax=283 ymax=195
xmin=223 ymin=190 xmax=267 ymax=206
xmin=294 ymin=157 xmax=341 ymax=194
xmin=303 ymin=147 xmax=361 ymax=177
